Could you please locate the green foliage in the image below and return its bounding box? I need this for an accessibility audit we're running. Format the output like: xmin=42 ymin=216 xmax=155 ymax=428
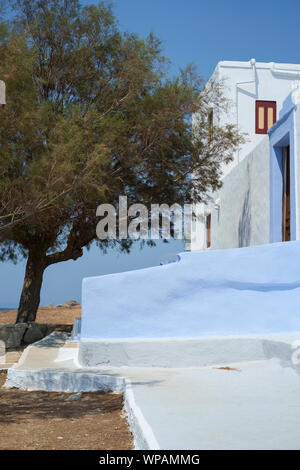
xmin=0 ymin=0 xmax=242 ymax=265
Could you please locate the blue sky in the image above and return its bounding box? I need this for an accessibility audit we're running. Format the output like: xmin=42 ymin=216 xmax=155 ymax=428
xmin=110 ymin=0 xmax=300 ymax=79
xmin=1 ymin=0 xmax=300 ymax=308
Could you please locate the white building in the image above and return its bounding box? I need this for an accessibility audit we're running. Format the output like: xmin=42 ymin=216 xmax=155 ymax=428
xmin=78 ymin=60 xmax=300 ymax=371
xmin=188 ymin=59 xmax=300 ymax=251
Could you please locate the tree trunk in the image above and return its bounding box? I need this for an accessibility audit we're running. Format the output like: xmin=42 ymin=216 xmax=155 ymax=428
xmin=16 ymin=249 xmax=47 ymax=323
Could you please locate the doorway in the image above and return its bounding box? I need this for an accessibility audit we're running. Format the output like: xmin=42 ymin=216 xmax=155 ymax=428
xmin=269 ymin=113 xmax=296 ymax=244
xmin=282 ymin=146 xmax=290 ymax=241
xmin=206 ymin=213 xmax=211 ymax=248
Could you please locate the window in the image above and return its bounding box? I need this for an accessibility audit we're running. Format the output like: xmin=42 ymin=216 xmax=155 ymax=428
xmin=206 ymin=213 xmax=211 ymax=248
xmin=255 ymin=101 xmax=276 ymax=134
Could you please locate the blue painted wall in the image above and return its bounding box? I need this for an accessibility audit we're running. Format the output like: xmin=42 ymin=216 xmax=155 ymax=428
xmin=269 ymin=93 xmax=297 ymax=243
xmin=81 ymin=241 xmax=300 ymax=340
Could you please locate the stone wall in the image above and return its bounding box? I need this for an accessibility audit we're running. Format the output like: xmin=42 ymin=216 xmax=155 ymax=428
xmin=0 ymin=323 xmax=72 ymax=349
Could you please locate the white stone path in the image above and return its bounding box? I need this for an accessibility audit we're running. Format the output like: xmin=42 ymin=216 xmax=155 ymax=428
xmin=5 ymin=333 xmax=300 ymax=450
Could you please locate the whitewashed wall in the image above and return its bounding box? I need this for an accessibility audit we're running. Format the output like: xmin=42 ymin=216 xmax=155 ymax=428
xmin=195 ymin=135 xmax=270 ymax=250
xmin=216 ymin=60 xmax=300 ymax=177
xmin=189 ymin=61 xmax=300 ymax=251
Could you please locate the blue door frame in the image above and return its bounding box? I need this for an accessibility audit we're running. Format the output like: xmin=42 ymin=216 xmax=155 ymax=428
xmin=269 ymin=101 xmax=296 ymax=243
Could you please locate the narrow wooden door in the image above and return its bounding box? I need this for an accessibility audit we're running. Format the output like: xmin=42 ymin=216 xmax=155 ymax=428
xmin=282 ymin=146 xmax=290 ymax=242
xmin=206 ymin=214 xmax=211 ymax=248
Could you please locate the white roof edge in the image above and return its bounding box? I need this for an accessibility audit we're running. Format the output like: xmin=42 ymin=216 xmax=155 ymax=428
xmin=217 ymin=60 xmax=300 ymax=70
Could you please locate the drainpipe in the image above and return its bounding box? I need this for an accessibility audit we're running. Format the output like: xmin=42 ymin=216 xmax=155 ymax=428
xmin=235 ymin=58 xmax=257 ymax=163
xmin=0 ymin=80 xmax=5 ymax=106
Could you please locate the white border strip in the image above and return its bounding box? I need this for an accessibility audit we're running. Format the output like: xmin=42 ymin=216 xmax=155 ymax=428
xmin=124 ymin=379 xmax=160 ymax=450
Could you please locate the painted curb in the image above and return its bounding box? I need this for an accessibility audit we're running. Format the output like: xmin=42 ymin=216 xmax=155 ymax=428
xmin=5 ymin=366 xmax=158 ymax=450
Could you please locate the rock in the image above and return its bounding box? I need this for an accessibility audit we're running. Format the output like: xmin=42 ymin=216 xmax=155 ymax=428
xmin=65 ymin=300 xmax=80 ymax=307
xmin=64 ymin=392 xmax=83 ymax=402
xmin=23 ymin=323 xmax=56 ymax=344
xmin=23 ymin=323 xmax=44 ymax=344
xmin=45 ymin=325 xmax=56 ymax=336
xmin=0 ymin=322 xmax=67 ymax=348
xmin=0 ymin=323 xmax=27 ymax=348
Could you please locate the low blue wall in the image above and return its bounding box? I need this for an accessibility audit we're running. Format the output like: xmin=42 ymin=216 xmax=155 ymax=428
xmin=81 ymin=241 xmax=300 ymax=340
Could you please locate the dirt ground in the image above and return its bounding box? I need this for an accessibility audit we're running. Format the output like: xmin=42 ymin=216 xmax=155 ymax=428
xmin=0 ymin=305 xmax=81 ymax=325
xmin=0 ymin=371 xmax=133 ymax=450
xmin=0 ymin=307 xmax=134 ymax=450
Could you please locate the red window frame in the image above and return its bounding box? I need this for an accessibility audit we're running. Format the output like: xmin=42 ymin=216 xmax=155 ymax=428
xmin=255 ymin=100 xmax=276 ymax=134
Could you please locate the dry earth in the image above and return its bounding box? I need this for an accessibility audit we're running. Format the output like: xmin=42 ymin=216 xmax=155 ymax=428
xmin=0 ymin=306 xmax=134 ymax=450
xmin=0 ymin=370 xmax=133 ymax=450
xmin=0 ymin=305 xmax=81 ymax=325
